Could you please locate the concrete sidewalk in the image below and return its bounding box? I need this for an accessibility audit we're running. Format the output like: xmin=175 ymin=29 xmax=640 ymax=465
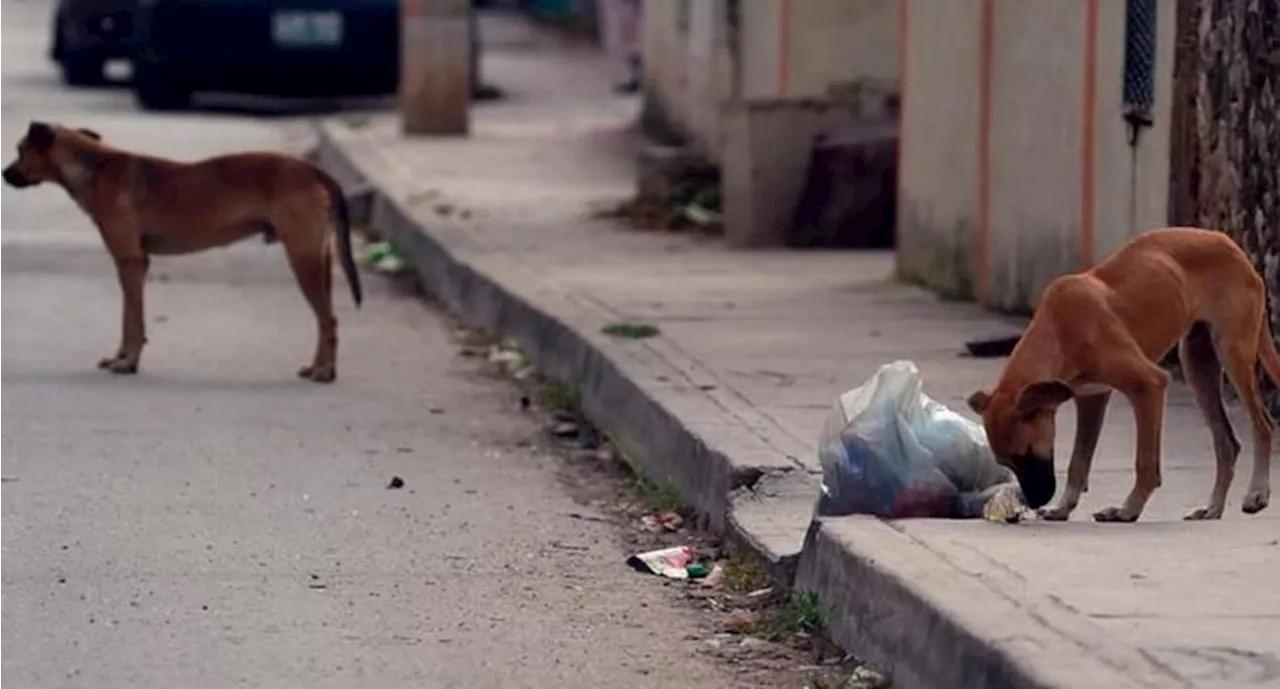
xmin=314 ymin=13 xmax=1280 ymax=689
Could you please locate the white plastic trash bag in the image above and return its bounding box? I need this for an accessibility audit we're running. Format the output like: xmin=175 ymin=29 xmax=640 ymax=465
xmin=816 ymin=360 xmax=1031 ymax=521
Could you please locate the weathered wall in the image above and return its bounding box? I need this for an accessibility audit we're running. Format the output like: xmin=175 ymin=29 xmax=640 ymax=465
xmin=774 ymin=0 xmax=899 ymax=99
xmin=1169 ymin=0 xmax=1280 ymax=409
xmin=895 ymin=0 xmax=981 ymax=299
xmin=641 ymin=0 xmax=899 ymax=163
xmin=897 ymin=0 xmax=1176 ymax=313
xmin=641 ymin=0 xmax=733 ymax=161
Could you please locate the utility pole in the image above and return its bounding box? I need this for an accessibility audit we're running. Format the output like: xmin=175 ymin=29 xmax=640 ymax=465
xmin=400 ymin=0 xmax=472 ymax=136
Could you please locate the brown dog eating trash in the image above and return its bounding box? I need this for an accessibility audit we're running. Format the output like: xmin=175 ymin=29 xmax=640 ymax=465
xmin=967 ymin=227 xmax=1278 ymax=522
xmin=2 ymin=121 xmax=361 ymax=382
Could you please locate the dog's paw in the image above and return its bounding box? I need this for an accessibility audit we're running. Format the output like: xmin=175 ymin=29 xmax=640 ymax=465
xmin=1242 ymin=487 xmax=1271 ymax=514
xmin=1091 ymin=506 xmax=1140 ymax=523
xmin=106 ymin=359 xmax=138 ymax=375
xmin=298 ymin=365 xmax=336 ymax=383
xmin=97 ymin=355 xmax=121 ymax=370
xmin=1037 ymin=504 xmax=1074 ymax=522
xmin=1183 ymin=505 xmax=1224 ymax=521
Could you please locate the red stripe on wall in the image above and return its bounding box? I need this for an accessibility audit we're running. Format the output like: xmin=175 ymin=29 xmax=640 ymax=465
xmin=777 ymin=0 xmax=791 ymax=96
xmin=977 ymin=0 xmax=995 ymax=303
xmin=1080 ymin=0 xmax=1099 ymax=269
xmin=895 ymin=0 xmax=909 ymax=274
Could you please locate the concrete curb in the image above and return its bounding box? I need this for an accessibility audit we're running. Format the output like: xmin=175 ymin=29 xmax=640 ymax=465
xmin=310 ymin=121 xmax=1161 ymax=689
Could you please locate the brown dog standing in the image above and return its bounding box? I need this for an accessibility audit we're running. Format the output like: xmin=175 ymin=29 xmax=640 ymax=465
xmin=2 ymin=121 xmax=362 ymax=382
xmin=967 ymin=227 xmax=1278 ymax=522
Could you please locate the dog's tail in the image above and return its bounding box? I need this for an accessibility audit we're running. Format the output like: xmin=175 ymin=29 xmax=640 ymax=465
xmin=317 ymin=170 xmax=363 ymax=308
xmin=1258 ymin=325 xmax=1280 ymax=389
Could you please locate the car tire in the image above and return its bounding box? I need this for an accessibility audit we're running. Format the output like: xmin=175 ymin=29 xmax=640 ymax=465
xmin=133 ymin=61 xmax=192 ymax=111
xmin=53 ymin=14 xmax=105 ymax=87
xmin=60 ymin=55 xmax=106 ymax=87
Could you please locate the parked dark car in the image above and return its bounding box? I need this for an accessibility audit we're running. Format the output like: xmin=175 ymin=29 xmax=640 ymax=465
xmin=50 ymin=0 xmax=140 ymax=86
xmin=130 ymin=0 xmax=400 ymax=111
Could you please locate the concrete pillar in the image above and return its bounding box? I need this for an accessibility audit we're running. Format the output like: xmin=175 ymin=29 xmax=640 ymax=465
xmin=400 ymin=0 xmax=472 ymax=136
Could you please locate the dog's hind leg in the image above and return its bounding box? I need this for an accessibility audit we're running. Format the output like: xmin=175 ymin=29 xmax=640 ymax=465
xmin=1215 ymin=312 xmax=1275 ymax=515
xmin=283 ymin=231 xmax=338 ymax=383
xmin=1180 ymin=322 xmax=1241 ymax=520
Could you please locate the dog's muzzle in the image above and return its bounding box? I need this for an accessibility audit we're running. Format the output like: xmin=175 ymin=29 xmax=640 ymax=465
xmin=1010 ymin=454 xmax=1057 ymax=509
xmin=3 ymin=165 xmax=35 ymax=188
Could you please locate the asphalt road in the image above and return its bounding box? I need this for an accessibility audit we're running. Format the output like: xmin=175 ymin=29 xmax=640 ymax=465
xmin=0 ymin=2 xmax=749 ymax=687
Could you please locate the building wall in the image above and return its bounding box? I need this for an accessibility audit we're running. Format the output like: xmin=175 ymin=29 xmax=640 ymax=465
xmin=641 ymin=0 xmax=899 ymax=163
xmin=641 ymin=0 xmax=730 ymax=161
xmin=894 ymin=0 xmax=982 ymax=299
xmin=778 ymin=0 xmax=899 ymax=98
xmin=897 ymin=0 xmax=1176 ymax=313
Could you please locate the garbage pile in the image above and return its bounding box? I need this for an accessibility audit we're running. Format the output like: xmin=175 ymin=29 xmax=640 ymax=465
xmin=816 ymin=360 xmax=1034 ymax=523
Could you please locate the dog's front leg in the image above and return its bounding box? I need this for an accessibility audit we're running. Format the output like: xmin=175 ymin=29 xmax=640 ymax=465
xmin=98 ymin=254 xmax=149 ymax=374
xmin=1041 ymin=391 xmax=1111 ymax=521
xmin=1094 ymin=370 xmax=1169 ymax=522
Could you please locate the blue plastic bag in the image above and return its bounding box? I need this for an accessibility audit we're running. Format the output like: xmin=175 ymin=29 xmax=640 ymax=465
xmin=816 ymin=360 xmax=1027 ymax=520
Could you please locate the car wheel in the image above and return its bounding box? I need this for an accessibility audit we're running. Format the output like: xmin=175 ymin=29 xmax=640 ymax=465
xmin=60 ymin=54 xmax=106 ymax=87
xmin=54 ymin=15 xmax=105 ymax=86
xmin=50 ymin=10 xmax=65 ymax=61
xmin=133 ymin=61 xmax=191 ymax=111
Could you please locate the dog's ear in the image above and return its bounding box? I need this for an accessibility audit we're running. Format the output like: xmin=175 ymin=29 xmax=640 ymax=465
xmin=1013 ymin=380 xmax=1074 ymax=417
xmin=26 ymin=121 xmax=55 ymax=150
xmin=77 ymin=128 xmax=102 ymax=141
xmin=967 ymin=389 xmax=992 ymax=414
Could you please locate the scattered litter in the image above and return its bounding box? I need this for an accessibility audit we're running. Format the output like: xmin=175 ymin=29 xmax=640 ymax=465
xmin=601 ymin=322 xmax=661 ymax=340
xmin=551 ymin=422 xmax=580 ymax=438
xmin=309 ymin=583 xmax=328 ymax=590
xmin=1 ymin=476 xmax=17 ymax=483
xmin=639 ymin=510 xmax=684 ymax=532
xmin=627 ymin=545 xmax=697 ymax=579
xmin=816 ymin=360 xmax=1033 ymax=522
xmin=683 ymin=203 xmax=722 ymax=228
xmin=387 ymin=476 xmax=405 ymax=490
xmin=842 ymin=665 xmax=893 ymax=689
xmin=685 ymin=562 xmax=710 ymax=579
xmin=562 ymin=511 xmax=611 ymax=524
xmin=362 ymin=241 xmax=407 ymax=274
xmin=964 ymin=334 xmax=1022 ymax=358
xmin=550 ymin=540 xmax=590 ymax=552
xmin=698 ymin=563 xmax=725 ymax=588
xmin=488 ymin=348 xmax=523 ymax=366
xmin=429 ymin=407 xmax=445 ymax=415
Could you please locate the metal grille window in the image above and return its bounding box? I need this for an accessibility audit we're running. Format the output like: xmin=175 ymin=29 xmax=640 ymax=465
xmin=1122 ymin=0 xmax=1157 ymax=125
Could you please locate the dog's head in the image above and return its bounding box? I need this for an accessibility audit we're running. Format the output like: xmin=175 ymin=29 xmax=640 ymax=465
xmin=967 ymin=380 xmax=1073 ymax=509
xmin=3 ymin=121 xmax=102 ymax=189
